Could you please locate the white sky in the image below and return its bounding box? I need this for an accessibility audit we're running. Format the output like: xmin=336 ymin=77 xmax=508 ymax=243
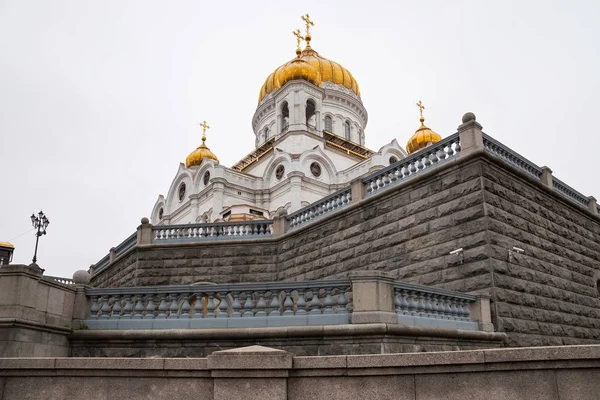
xmin=1 ymin=1 xmax=599 ymax=278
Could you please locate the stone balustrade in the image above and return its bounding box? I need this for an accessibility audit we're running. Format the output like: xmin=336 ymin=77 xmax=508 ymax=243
xmin=552 ymin=176 xmax=590 ymax=207
xmin=287 ymin=187 xmax=352 ymax=230
xmin=84 ymin=279 xmax=351 ymax=330
xmin=363 ymin=133 xmax=461 ymax=196
xmin=152 ymin=220 xmax=273 ymax=243
xmin=83 ymin=275 xmax=491 ymax=332
xmin=394 ymin=282 xmax=478 ymax=330
xmin=482 ymin=133 xmax=543 ymax=179
xmin=44 ymin=275 xmax=75 ymax=285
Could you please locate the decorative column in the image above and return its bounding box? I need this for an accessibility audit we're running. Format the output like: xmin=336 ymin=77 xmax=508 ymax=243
xmin=457 ymin=112 xmax=484 ymax=156
xmin=350 ymin=177 xmax=366 ymax=204
xmin=469 ymin=294 xmax=495 ymax=332
xmin=211 ymin=178 xmax=227 ymax=220
xmin=190 ymin=198 xmax=199 ymax=222
xmin=287 ymin=171 xmax=304 ymax=212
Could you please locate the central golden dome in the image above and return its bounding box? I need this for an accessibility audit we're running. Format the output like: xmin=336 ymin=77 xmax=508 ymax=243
xmin=258 ymin=46 xmax=360 ymax=103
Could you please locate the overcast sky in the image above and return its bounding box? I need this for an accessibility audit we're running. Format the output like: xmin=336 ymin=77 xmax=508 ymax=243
xmin=1 ymin=1 xmax=599 ymax=278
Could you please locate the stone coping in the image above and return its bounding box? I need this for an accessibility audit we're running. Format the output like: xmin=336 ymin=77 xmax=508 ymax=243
xmin=2 ymin=345 xmax=600 ymax=375
xmin=69 ymin=323 xmax=507 ymax=342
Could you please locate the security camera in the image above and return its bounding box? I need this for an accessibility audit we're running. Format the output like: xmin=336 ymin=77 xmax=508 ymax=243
xmin=449 ymin=248 xmax=463 ymax=255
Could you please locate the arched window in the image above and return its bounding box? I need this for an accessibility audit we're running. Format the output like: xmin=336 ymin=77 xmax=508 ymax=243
xmin=306 ymin=99 xmax=316 ymax=128
xmin=264 ymin=127 xmax=270 ymax=140
xmin=344 ymin=120 xmax=351 ymax=139
xmin=281 ymin=102 xmax=289 ymax=132
xmin=324 ymin=116 xmax=332 ymax=132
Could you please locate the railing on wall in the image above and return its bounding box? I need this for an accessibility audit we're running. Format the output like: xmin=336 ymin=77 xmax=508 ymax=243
xmin=482 ymin=134 xmax=543 ymax=180
xmin=287 ymin=187 xmax=352 ymax=230
xmin=44 ymin=276 xmax=75 ymax=285
xmin=394 ymin=282 xmax=478 ymax=330
xmin=83 ymin=277 xmax=486 ymax=331
xmin=552 ymin=177 xmax=590 ymax=208
xmin=84 ymin=280 xmax=351 ymax=330
xmin=363 ymin=133 xmax=461 ymax=197
xmin=152 ymin=220 xmax=273 ymax=243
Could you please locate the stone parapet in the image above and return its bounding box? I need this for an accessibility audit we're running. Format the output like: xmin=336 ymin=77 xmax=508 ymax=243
xmin=2 ymin=344 xmax=600 ymax=399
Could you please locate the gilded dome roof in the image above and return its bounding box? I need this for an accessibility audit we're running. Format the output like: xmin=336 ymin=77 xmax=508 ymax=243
xmin=406 ymin=102 xmax=442 ymax=154
xmin=0 ymin=241 xmax=14 ymax=249
xmin=186 ymin=122 xmax=219 ymax=168
xmin=186 ymin=142 xmax=219 ymax=168
xmin=278 ymin=58 xmax=322 ymax=91
xmin=258 ymin=46 xmax=360 ymax=103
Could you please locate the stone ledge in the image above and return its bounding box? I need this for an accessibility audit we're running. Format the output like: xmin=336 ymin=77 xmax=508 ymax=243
xmin=69 ymin=323 xmax=507 ymax=342
xmin=0 ymin=318 xmax=72 ymax=335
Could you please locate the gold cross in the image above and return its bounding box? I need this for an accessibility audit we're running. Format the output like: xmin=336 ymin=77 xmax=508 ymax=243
xmin=416 ymin=101 xmax=425 ymax=119
xmin=199 ymin=120 xmax=210 ymax=143
xmin=200 ymin=120 xmax=210 ymax=134
xmin=293 ymin=29 xmax=304 ymax=50
xmin=301 ymin=14 xmax=314 ymax=37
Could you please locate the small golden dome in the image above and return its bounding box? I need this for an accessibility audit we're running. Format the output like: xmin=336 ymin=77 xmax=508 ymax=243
xmin=0 ymin=241 xmax=14 ymax=249
xmin=258 ymin=47 xmax=360 ymax=103
xmin=186 ymin=121 xmax=219 ymax=168
xmin=406 ymin=101 xmax=442 ymax=154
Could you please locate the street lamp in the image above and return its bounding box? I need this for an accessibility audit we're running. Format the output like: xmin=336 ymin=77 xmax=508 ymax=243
xmin=30 ymin=210 xmax=49 ymax=264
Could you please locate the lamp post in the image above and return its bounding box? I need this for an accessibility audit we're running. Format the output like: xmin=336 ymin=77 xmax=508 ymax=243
xmin=30 ymin=210 xmax=49 ymax=264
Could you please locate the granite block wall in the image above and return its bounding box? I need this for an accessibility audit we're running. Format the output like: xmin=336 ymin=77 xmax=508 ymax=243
xmin=482 ymin=162 xmax=600 ymax=347
xmin=88 ymin=154 xmax=600 ymax=347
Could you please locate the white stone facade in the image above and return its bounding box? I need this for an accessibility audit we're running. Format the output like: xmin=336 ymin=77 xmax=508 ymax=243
xmin=151 ymin=79 xmax=407 ymax=225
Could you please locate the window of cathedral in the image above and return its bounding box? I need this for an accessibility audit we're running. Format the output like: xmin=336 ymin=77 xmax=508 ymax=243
xmin=344 ymin=120 xmax=351 ymax=139
xmin=264 ymin=127 xmax=269 ymax=139
xmin=281 ymin=102 xmax=289 ymax=132
xmin=203 ymin=171 xmax=210 ymax=186
xmin=178 ymin=182 xmax=186 ymax=201
xmin=306 ymin=99 xmax=316 ymax=129
xmin=310 ymin=162 xmax=322 ymax=178
xmin=324 ymin=116 xmax=332 ymax=132
xmin=276 ymin=165 xmax=285 ymax=180
xmin=158 ymin=208 xmax=163 ymax=220
xmin=389 ymin=156 xmax=398 ymax=164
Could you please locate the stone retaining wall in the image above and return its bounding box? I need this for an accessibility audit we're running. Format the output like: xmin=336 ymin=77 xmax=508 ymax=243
xmin=1 ymin=344 xmax=599 ymax=399
xmin=89 ymin=154 xmax=600 ymax=347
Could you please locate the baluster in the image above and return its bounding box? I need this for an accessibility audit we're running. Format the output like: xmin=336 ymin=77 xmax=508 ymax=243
xmin=217 ymin=292 xmax=229 ymax=318
xmin=144 ymin=294 xmax=155 ymax=319
xmin=407 ymin=291 xmax=417 ymax=315
xmin=439 ymin=296 xmax=449 ymax=319
xmin=455 ymin=298 xmax=465 ymax=321
xmin=366 ymin=180 xmax=374 ymax=194
xmin=408 ymin=162 xmax=416 ymax=175
xmin=132 ymin=294 xmax=144 ymax=319
xmin=100 ymin=295 xmax=111 ymax=319
xmin=156 ymin=294 xmax=168 ymax=319
xmin=336 ymin=287 xmax=348 ymax=314
xmin=450 ymin=297 xmax=460 ymax=320
xmin=231 ymin=292 xmax=242 ymax=317
xmin=205 ymin=293 xmax=216 ymax=318
xmin=269 ymin=291 xmax=281 ymax=316
xmin=295 ymin=290 xmax=306 ymax=315
xmin=322 ymin=287 xmax=334 ymax=314
xmin=462 ymin=299 xmax=472 ymax=321
xmin=309 ymin=290 xmax=321 ymax=314
xmin=192 ymin=294 xmax=204 ymax=318
xmin=282 ymin=290 xmax=294 ymax=316
xmin=89 ymin=295 xmax=99 ymax=319
xmin=168 ymin=293 xmax=179 ymax=319
xmin=394 ymin=289 xmax=401 ymax=314
xmin=180 ymin=293 xmax=191 ymax=318
xmin=110 ymin=294 xmax=121 ymax=319
xmin=255 ymin=291 xmax=267 ymax=317
xmin=243 ymin=292 xmax=254 ymax=317
xmin=430 ymin=294 xmax=440 ymax=318
xmin=416 ymin=292 xmax=426 ymax=317
xmin=424 ymin=293 xmax=433 ymax=318
xmin=399 ymin=289 xmax=409 ymax=315
xmin=454 ymin=140 xmax=461 ymax=154
xmin=122 ymin=294 xmax=133 ymax=319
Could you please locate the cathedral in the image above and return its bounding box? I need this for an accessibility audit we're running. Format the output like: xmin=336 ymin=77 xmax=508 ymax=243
xmin=151 ymin=14 xmax=440 ymax=226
